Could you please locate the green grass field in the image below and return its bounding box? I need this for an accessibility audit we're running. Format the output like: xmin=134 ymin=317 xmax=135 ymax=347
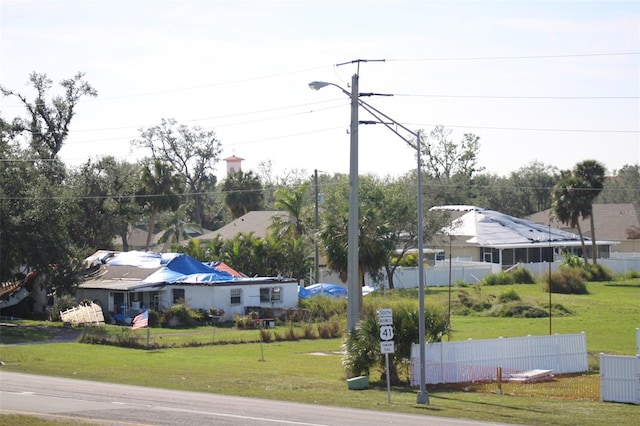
xmin=1 ymin=279 xmax=639 ymax=425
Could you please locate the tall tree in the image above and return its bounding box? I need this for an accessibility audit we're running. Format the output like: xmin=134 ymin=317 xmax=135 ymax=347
xmin=133 ymin=118 xmax=222 ymax=227
xmin=221 ymin=170 xmax=264 ymax=219
xmin=597 ymin=164 xmax=640 ymax=204
xmin=96 ymin=157 xmax=143 ymax=252
xmin=574 ymin=160 xmax=606 ymax=264
xmin=552 ymin=172 xmax=591 ymax=264
xmin=419 ymin=126 xmax=484 ymax=206
xmin=137 ymin=160 xmax=183 ymax=250
xmin=319 ymin=175 xmax=395 ymax=310
xmin=0 ymin=72 xmax=97 ymax=160
xmin=271 ymin=181 xmax=311 ymax=238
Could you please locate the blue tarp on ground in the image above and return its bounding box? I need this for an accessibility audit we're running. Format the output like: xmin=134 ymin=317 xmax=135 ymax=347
xmin=298 ymin=283 xmax=377 ymax=299
xmin=298 ymin=283 xmax=348 ymax=299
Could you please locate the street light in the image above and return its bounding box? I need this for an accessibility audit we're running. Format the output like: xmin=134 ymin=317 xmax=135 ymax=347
xmin=309 ymin=75 xmax=360 ymax=337
xmin=309 ymin=78 xmax=430 ymax=404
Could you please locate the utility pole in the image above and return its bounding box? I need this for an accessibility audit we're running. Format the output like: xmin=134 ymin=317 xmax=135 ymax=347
xmin=314 ymin=169 xmax=320 ymax=284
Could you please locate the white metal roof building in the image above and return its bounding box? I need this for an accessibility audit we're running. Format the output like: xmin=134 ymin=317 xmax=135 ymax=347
xmin=431 ymin=206 xmax=617 ymax=267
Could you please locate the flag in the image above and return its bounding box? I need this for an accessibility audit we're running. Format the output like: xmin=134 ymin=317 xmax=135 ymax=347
xmin=131 ymin=310 xmax=149 ymax=330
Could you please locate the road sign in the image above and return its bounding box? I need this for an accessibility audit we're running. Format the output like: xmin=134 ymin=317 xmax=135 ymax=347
xmin=379 ymin=325 xmax=394 ymax=341
xmin=380 ymin=341 xmax=395 ymax=354
xmin=378 ymin=308 xmax=392 ymax=325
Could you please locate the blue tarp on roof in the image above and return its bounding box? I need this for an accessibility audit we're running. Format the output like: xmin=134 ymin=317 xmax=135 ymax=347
xmin=115 ymin=252 xmax=233 ymax=284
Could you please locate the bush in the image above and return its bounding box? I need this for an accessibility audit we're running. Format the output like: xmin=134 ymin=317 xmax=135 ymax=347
xmin=51 ymin=294 xmax=79 ymax=322
xmin=161 ymin=302 xmax=202 ymax=327
xmin=259 ymin=328 xmax=272 ymax=343
xmin=482 ymin=268 xmax=536 ymax=286
xmin=509 ymin=267 xmax=536 ymax=284
xmin=619 ymin=269 xmax=640 ymax=279
xmin=490 ymin=301 xmax=548 ymax=318
xmin=581 ymin=264 xmax=613 ymax=282
xmin=497 ymin=288 xmax=521 ymax=303
xmin=317 ymin=315 xmax=343 ymax=338
xmin=455 ymin=289 xmax=492 ymax=313
xmin=482 ymin=271 xmax=513 ymax=286
xmin=302 ymin=323 xmax=317 ymax=339
xmin=544 ymin=268 xmax=588 ymax=294
xmin=298 ymin=296 xmax=347 ymax=321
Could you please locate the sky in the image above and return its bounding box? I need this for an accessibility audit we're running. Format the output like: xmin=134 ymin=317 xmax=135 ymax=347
xmin=1 ymin=0 xmax=639 ymax=183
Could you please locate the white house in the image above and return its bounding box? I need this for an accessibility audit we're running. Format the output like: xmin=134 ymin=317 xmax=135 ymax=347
xmin=77 ymin=251 xmax=299 ymax=322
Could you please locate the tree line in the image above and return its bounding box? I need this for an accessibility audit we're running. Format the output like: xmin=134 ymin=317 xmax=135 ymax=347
xmin=1 ymin=72 xmax=638 ymax=316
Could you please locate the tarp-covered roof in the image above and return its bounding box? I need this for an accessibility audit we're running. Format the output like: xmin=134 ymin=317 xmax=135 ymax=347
xmin=81 ymin=251 xmax=292 ymax=290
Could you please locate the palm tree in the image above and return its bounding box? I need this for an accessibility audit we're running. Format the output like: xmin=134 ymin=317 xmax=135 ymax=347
xmin=138 ymin=160 xmax=183 ymax=250
xmin=157 ymin=204 xmax=204 ymax=246
xmin=573 ymin=160 xmax=606 ymax=264
xmin=552 ymin=173 xmax=592 ymax=264
xmin=319 ymin=175 xmax=394 ymax=316
xmin=221 ymin=170 xmax=264 ymax=219
xmin=271 ymin=181 xmax=310 ymax=238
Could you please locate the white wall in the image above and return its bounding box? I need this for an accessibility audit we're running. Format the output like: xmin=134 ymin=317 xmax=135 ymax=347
xmin=410 ymin=333 xmax=588 ymax=385
xmin=156 ymin=282 xmax=299 ymax=321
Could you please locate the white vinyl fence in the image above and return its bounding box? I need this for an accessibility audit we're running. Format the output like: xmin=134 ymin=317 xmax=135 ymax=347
xmin=410 ymin=333 xmax=588 ymax=386
xmin=599 ymin=328 xmax=640 ymax=405
xmin=60 ymin=302 xmax=104 ymax=325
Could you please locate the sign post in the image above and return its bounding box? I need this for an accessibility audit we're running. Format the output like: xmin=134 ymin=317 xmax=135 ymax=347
xmin=377 ymin=308 xmax=394 ymax=403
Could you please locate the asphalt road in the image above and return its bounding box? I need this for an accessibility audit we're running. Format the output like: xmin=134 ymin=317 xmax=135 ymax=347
xmin=0 ymin=372 xmax=512 ymax=426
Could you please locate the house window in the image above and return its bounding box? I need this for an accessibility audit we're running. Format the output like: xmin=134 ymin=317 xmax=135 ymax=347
xmin=230 ymin=288 xmax=242 ymax=305
xmin=172 ymin=288 xmax=185 ymax=304
xmin=260 ymin=287 xmax=281 ymax=303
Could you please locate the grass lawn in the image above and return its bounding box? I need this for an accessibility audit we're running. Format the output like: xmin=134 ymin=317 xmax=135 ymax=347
xmin=1 ymin=278 xmax=639 ymax=425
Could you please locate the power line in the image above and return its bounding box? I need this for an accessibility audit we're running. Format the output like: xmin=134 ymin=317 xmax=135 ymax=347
xmin=386 ymin=52 xmax=640 ymax=62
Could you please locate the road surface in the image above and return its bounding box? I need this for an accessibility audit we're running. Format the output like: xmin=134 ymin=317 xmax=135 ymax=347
xmin=0 ymin=372 xmax=513 ymax=425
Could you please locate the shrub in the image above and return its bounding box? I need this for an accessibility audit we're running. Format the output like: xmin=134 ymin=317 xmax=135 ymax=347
xmin=490 ymin=301 xmax=548 ymax=318
xmin=581 ymin=264 xmax=613 ymax=282
xmin=51 ymin=294 xmax=79 ymax=322
xmin=259 ymin=328 xmax=272 ymax=343
xmin=544 ymin=268 xmax=588 ymax=294
xmin=161 ymin=302 xmax=202 ymax=327
xmin=482 ymin=271 xmax=513 ymax=286
xmin=455 ymin=289 xmax=492 ymax=314
xmin=509 ymin=267 xmax=536 ymax=284
xmin=497 ymin=288 xmax=521 ymax=303
xmin=619 ymin=269 xmax=640 ymax=279
xmin=79 ymin=325 xmax=110 ymax=344
xmin=302 ymin=323 xmax=317 ymax=339
xmin=317 ymin=315 xmax=343 ymax=338
xmin=299 ymin=296 xmax=346 ymax=322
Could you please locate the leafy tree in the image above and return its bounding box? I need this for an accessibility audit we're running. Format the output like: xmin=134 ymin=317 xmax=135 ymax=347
xmin=597 ymin=164 xmax=640 ymax=204
xmin=552 ymin=172 xmax=591 ymax=264
xmin=421 ymin=126 xmax=483 ymax=181
xmin=418 ymin=126 xmax=484 ymax=206
xmin=221 ymin=170 xmax=264 ymax=218
xmin=573 ymin=160 xmax=606 ymax=264
xmin=133 ymin=118 xmax=222 ymax=227
xmin=0 ymin=72 xmax=97 ymax=161
xmin=95 ymin=157 xmax=143 ymax=252
xmin=137 ymin=160 xmax=183 ymax=250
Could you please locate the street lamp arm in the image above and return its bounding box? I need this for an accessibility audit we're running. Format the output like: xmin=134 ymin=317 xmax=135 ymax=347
xmin=308 ymin=81 xmax=351 ymax=98
xmin=357 ymin=99 xmax=419 ymax=151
